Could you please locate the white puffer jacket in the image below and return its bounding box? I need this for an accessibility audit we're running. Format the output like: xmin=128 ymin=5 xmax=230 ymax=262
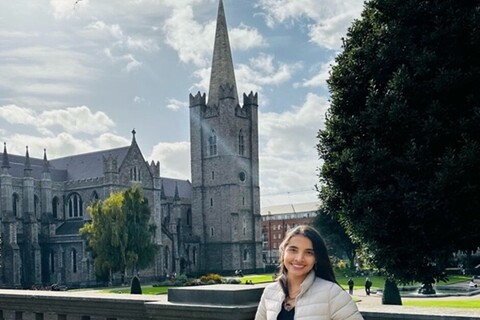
xmin=255 ymin=271 xmax=364 ymax=320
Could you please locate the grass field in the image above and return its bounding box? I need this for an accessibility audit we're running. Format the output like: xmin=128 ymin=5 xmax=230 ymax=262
xmin=104 ymin=273 xmax=479 ymax=309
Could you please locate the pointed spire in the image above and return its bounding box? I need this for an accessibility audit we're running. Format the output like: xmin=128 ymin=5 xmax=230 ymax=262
xmin=207 ymin=0 xmax=238 ymax=107
xmin=43 ymin=148 xmax=50 ymax=173
xmin=2 ymin=142 xmax=10 ymax=168
xmin=174 ymin=182 xmax=180 ymax=201
xmin=24 ymin=146 xmax=31 ymax=170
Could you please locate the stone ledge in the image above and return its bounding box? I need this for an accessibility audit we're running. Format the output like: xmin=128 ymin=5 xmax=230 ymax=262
xmin=168 ymin=284 xmax=266 ymax=305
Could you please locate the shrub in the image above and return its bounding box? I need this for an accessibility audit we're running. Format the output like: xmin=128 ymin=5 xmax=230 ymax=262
xmin=382 ymin=278 xmax=402 ymax=305
xmin=130 ymin=275 xmax=142 ymax=294
xmin=199 ymin=273 xmax=223 ymax=284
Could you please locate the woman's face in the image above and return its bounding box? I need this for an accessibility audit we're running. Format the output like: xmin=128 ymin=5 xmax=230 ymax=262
xmin=283 ymin=234 xmax=316 ymax=281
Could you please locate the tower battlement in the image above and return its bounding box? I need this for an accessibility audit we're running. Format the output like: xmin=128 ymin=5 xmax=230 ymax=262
xmin=189 ymin=92 xmax=206 ymax=107
xmin=243 ymin=91 xmax=258 ymax=106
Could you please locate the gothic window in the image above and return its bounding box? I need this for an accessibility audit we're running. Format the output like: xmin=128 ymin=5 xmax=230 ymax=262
xmin=186 ymin=209 xmax=192 ymax=226
xmin=34 ymin=195 xmax=40 ymax=219
xmin=209 ymin=130 xmax=217 ymax=156
xmin=12 ymin=193 xmax=19 ymax=217
xmin=50 ymin=250 xmax=55 ymax=273
xmin=192 ymin=247 xmax=197 ymax=265
xmin=238 ymin=130 xmax=244 ymax=155
xmin=91 ymin=191 xmax=99 ymax=201
xmin=68 ymin=193 xmax=83 ymax=218
xmin=243 ymin=218 xmax=246 ymax=235
xmin=71 ymin=249 xmax=77 ymax=273
xmin=130 ymin=166 xmax=141 ymax=181
xmin=211 ymin=171 xmax=214 ymax=180
xmin=164 ymin=246 xmax=170 ymax=269
xmin=210 ymin=198 xmax=213 ymax=207
xmin=243 ymin=249 xmax=249 ymax=261
xmin=210 ymin=227 xmax=215 ymax=237
xmin=52 ymin=197 xmax=59 ymax=219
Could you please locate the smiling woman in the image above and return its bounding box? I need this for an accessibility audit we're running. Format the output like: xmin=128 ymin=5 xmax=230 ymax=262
xmin=255 ymin=225 xmax=364 ymax=320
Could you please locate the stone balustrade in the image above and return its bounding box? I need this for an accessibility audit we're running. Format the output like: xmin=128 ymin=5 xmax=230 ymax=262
xmin=0 ymin=287 xmax=479 ymax=320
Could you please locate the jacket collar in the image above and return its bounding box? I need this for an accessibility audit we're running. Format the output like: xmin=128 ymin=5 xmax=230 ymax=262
xmin=298 ymin=270 xmax=316 ymax=297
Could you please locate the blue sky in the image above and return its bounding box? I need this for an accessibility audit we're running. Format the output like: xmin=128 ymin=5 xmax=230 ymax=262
xmin=0 ymin=0 xmax=363 ymax=207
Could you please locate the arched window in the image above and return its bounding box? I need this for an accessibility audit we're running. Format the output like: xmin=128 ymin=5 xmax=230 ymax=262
xmin=210 ymin=227 xmax=215 ymax=237
xmin=243 ymin=249 xmax=249 ymax=261
xmin=238 ymin=130 xmax=244 ymax=155
xmin=186 ymin=209 xmax=192 ymax=226
xmin=12 ymin=193 xmax=19 ymax=217
xmin=192 ymin=247 xmax=197 ymax=265
xmin=209 ymin=130 xmax=217 ymax=156
xmin=71 ymin=248 xmax=77 ymax=273
xmin=52 ymin=197 xmax=59 ymax=219
xmin=68 ymin=193 xmax=83 ymax=218
xmin=91 ymin=191 xmax=99 ymax=201
xmin=130 ymin=166 xmax=141 ymax=181
xmin=164 ymin=246 xmax=170 ymax=269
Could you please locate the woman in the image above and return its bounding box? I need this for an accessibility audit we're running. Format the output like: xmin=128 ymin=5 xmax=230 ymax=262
xmin=255 ymin=225 xmax=363 ymax=320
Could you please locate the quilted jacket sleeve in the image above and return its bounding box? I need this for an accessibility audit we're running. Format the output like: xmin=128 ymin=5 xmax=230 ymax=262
xmin=254 ymin=290 xmax=268 ymax=320
xmin=329 ymin=284 xmax=364 ymax=320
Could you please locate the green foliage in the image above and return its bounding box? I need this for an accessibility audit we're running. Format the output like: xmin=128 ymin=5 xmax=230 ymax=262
xmin=382 ymin=278 xmax=402 ymax=305
xmin=313 ymin=210 xmax=358 ymax=268
xmin=80 ymin=185 xmax=158 ymax=279
xmin=318 ymin=0 xmax=480 ymax=287
xmin=199 ymin=273 xmax=223 ymax=283
xmin=130 ymin=275 xmax=142 ymax=294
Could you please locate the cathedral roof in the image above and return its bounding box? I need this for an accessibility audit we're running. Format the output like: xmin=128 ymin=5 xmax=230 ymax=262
xmin=50 ymin=146 xmax=130 ymax=180
xmin=0 ymin=152 xmax=67 ymax=180
xmin=56 ymin=220 xmax=85 ymax=235
xmin=207 ymin=0 xmax=238 ymax=107
xmin=161 ymin=177 xmax=192 ymax=199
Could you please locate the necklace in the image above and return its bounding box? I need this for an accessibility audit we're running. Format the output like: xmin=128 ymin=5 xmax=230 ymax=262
xmin=284 ymin=289 xmax=300 ymax=311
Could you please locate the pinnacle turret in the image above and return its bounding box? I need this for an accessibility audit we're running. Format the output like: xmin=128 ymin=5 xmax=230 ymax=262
xmin=2 ymin=142 xmax=9 ymax=168
xmin=207 ymin=0 xmax=238 ymax=107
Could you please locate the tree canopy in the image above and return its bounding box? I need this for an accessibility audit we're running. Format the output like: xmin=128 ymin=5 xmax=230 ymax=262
xmin=318 ymin=0 xmax=479 ymax=285
xmin=80 ymin=185 xmax=158 ymax=279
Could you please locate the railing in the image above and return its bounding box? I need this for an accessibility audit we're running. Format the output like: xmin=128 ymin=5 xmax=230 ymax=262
xmin=0 ymin=288 xmax=479 ymax=320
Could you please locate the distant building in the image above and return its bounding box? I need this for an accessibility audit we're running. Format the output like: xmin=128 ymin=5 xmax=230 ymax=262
xmin=0 ymin=0 xmax=261 ymax=289
xmin=260 ymin=202 xmax=319 ymax=265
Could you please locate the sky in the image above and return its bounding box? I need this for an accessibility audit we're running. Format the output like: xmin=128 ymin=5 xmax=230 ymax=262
xmin=0 ymin=0 xmax=364 ymax=208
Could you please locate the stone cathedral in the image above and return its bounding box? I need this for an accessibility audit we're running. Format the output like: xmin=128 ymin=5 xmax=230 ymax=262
xmin=0 ymin=0 xmax=262 ymax=288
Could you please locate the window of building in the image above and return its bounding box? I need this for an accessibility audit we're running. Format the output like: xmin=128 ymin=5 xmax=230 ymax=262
xmin=130 ymin=166 xmax=141 ymax=181
xmin=210 ymin=198 xmax=213 ymax=207
xmin=52 ymin=197 xmax=59 ymax=219
xmin=12 ymin=193 xmax=19 ymax=217
xmin=211 ymin=171 xmax=215 ymax=180
xmin=210 ymin=227 xmax=215 ymax=237
xmin=71 ymin=249 xmax=77 ymax=273
xmin=243 ymin=218 xmax=246 ymax=235
xmin=68 ymin=193 xmax=83 ymax=218
xmin=238 ymin=130 xmax=244 ymax=155
xmin=209 ymin=130 xmax=217 ymax=156
xmin=186 ymin=209 xmax=192 ymax=226
xmin=243 ymin=249 xmax=249 ymax=261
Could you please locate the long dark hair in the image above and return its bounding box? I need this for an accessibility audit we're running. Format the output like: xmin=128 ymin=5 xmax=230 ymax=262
xmin=278 ymin=225 xmax=337 ymax=286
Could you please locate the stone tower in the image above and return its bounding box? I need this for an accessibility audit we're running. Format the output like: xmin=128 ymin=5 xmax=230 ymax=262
xmin=189 ymin=0 xmax=262 ymax=273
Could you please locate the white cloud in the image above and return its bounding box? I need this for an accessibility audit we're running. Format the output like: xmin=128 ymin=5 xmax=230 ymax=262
xmin=0 ymin=104 xmax=115 ymax=134
xmin=133 ymin=96 xmax=146 ymax=104
xmin=258 ymin=93 xmax=328 ymax=205
xmin=295 ymin=59 xmax=334 ymax=88
xmin=148 ymin=141 xmax=191 ymax=179
xmin=258 ymin=0 xmax=363 ymax=50
xmin=166 ymin=98 xmax=188 ymax=111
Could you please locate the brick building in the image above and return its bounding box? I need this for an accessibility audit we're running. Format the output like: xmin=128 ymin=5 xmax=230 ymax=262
xmin=260 ymin=202 xmax=319 ymax=266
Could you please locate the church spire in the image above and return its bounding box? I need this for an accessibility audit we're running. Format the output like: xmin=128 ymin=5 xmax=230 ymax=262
xmin=207 ymin=0 xmax=238 ymax=107
xmin=2 ymin=142 xmax=10 ymax=168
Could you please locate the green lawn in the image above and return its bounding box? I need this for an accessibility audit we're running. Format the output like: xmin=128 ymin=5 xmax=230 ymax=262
xmin=404 ymin=300 xmax=480 ymax=308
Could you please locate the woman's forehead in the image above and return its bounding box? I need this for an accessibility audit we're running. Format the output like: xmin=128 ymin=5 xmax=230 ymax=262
xmin=287 ymin=234 xmax=313 ymax=248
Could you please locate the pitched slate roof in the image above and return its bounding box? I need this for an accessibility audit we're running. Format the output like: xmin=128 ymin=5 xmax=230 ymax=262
xmin=56 ymin=220 xmax=86 ymax=235
xmin=1 ymin=152 xmax=68 ymax=181
xmin=161 ymin=177 xmax=192 ymax=199
xmin=49 ymin=146 xmax=130 ymax=180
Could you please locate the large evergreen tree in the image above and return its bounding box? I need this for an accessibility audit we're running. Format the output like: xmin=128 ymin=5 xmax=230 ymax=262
xmin=80 ymin=185 xmax=158 ymax=280
xmin=318 ymin=0 xmax=479 ymax=288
